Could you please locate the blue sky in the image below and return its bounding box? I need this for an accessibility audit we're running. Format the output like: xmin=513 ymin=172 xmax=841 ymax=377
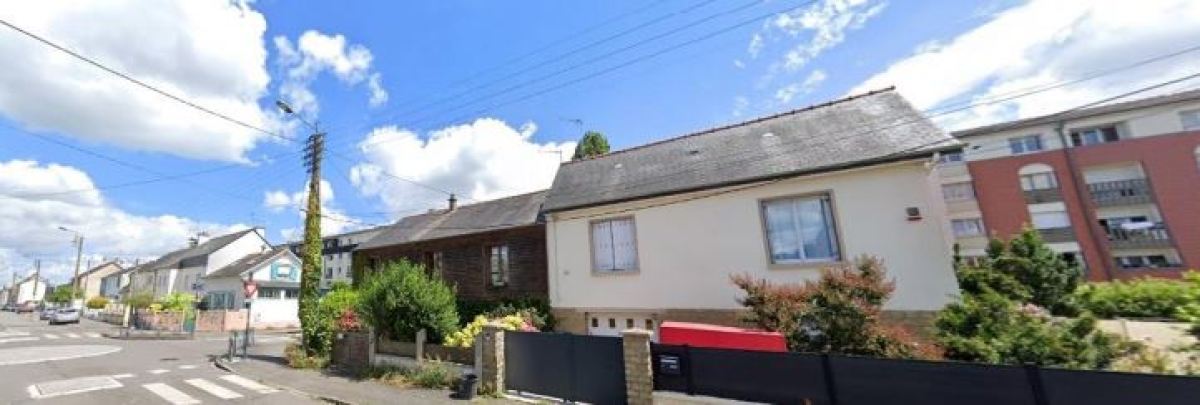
xmin=3 ymin=0 xmax=1199 ymax=282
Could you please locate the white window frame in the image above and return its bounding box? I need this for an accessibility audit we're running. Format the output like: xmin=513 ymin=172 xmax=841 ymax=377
xmin=590 ymin=217 xmax=639 ymax=273
xmin=487 ymin=245 xmax=509 ymax=287
xmin=1020 ymin=172 xmax=1058 ymax=191
xmin=1181 ymin=109 xmax=1200 ymax=131
xmin=941 ymin=182 xmax=976 ymax=202
xmin=1070 ymin=125 xmax=1121 ymax=146
xmin=760 ymin=193 xmax=842 ymax=265
xmin=1031 ymin=211 xmax=1071 ymax=229
xmin=1008 ymin=135 xmax=1043 ymax=155
xmin=951 ymin=218 xmax=986 ymax=237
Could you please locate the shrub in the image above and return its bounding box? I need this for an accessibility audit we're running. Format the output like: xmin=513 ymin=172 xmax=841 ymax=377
xmin=357 ymin=260 xmax=458 ymax=343
xmin=306 ymin=285 xmax=361 ymax=356
xmin=1073 ymin=276 xmax=1197 ymax=319
xmin=125 ymin=292 xmax=155 ymax=309
xmin=936 ymin=289 xmax=1132 ymax=369
xmin=732 ymin=256 xmax=932 ymax=359
xmin=47 ymin=286 xmax=81 ymax=304
xmin=86 ymin=296 xmax=109 ymax=309
xmin=156 ymin=292 xmax=195 ymax=312
xmin=444 ymin=314 xmax=535 ymax=348
xmin=284 ymin=342 xmax=329 ymax=369
xmin=984 ymin=229 xmax=1083 ymax=314
xmin=365 ymin=362 xmax=460 ymax=389
xmin=457 ymin=298 xmax=554 ymax=330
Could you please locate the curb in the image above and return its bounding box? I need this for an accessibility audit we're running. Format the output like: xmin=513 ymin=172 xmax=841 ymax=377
xmin=212 ymin=357 xmax=354 ymax=405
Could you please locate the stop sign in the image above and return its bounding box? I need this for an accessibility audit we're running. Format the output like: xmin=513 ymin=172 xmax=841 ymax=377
xmin=243 ymin=280 xmax=258 ymax=298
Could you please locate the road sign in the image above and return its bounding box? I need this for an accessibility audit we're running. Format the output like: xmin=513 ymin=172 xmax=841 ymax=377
xmin=243 ymin=280 xmax=257 ymax=298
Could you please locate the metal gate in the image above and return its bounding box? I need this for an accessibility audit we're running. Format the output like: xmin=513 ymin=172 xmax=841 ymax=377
xmin=505 ymin=331 xmax=626 ymax=404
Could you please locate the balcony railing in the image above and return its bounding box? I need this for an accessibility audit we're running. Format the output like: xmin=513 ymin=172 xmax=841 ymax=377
xmin=1088 ymin=178 xmax=1152 ymax=206
xmin=1106 ymin=224 xmax=1173 ymax=249
xmin=1037 ymin=227 xmax=1075 ymax=243
xmin=1023 ymin=188 xmax=1062 ymax=204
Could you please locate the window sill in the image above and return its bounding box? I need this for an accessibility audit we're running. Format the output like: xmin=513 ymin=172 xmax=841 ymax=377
xmin=768 ymin=260 xmax=844 ymax=271
xmin=592 ymin=269 xmax=640 ymax=277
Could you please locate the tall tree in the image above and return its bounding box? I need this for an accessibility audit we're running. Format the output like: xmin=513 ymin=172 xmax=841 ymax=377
xmin=572 ymin=130 xmax=610 ymax=160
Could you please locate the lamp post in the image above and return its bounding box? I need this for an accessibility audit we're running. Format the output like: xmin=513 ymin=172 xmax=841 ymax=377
xmin=278 ymin=99 xmax=324 ymax=354
xmin=58 ymin=226 xmax=84 ymax=301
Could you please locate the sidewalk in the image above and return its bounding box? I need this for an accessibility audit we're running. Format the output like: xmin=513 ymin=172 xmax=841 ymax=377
xmin=215 ymin=347 xmax=512 ymax=404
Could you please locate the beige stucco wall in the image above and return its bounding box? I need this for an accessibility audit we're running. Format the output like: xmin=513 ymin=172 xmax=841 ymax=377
xmin=546 ymin=160 xmax=960 ymax=313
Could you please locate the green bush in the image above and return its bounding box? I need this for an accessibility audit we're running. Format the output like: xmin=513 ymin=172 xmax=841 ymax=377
xmin=1073 ymin=276 xmax=1198 ymax=319
xmin=984 ymin=229 xmax=1083 ymax=314
xmin=85 ymin=296 xmax=109 ymax=309
xmin=304 ymin=285 xmax=361 ymax=356
xmin=936 ymin=289 xmax=1133 ymax=369
xmin=357 ymin=260 xmax=458 ymax=343
xmin=156 ymin=292 xmax=195 ymax=312
xmin=125 ymin=292 xmax=155 ymax=309
xmin=457 ymin=297 xmax=554 ymax=330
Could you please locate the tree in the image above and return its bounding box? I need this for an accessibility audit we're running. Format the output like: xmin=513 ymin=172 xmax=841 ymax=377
xmin=980 ymin=228 xmax=1082 ymax=313
xmin=299 ymin=134 xmax=324 ymax=356
xmin=47 ymin=286 xmax=81 ymax=304
xmin=357 ymin=260 xmax=459 ymax=343
xmin=571 ymin=131 xmax=610 ymax=160
xmin=732 ymin=256 xmax=933 ymax=359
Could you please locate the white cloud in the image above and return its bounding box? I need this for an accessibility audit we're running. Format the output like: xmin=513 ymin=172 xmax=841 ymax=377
xmin=853 ymin=0 xmax=1200 ymax=129
xmin=774 ymin=70 xmax=828 ymax=104
xmin=0 ymin=1 xmax=278 ymax=162
xmin=747 ymin=33 xmax=765 ymax=59
xmin=274 ymin=30 xmax=388 ymax=116
xmin=350 ymin=118 xmax=573 ymax=218
xmin=732 ymin=96 xmax=751 ymax=117
xmin=0 ymin=160 xmax=245 ymax=283
xmin=262 ymin=179 xmax=358 ymax=241
xmin=760 ymin=0 xmax=886 ymax=73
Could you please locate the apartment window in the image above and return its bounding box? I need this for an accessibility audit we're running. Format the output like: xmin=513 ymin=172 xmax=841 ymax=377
xmin=941 ymin=182 xmax=976 ymax=202
xmin=951 ymin=218 xmax=986 ymax=237
xmin=762 ymin=194 xmax=840 ymax=264
xmin=324 ymin=267 xmax=332 ymax=278
xmin=591 ymin=217 xmax=639 ymax=272
xmin=1070 ymin=125 xmax=1120 ymax=146
xmin=1117 ymin=255 xmax=1172 ymax=269
xmin=488 ymin=245 xmax=509 ymax=287
xmin=1180 ymin=109 xmax=1200 ymax=130
xmin=938 ymin=150 xmax=964 ymax=164
xmin=1019 ymin=172 xmax=1058 ymax=191
xmin=1008 ymin=135 xmax=1043 ymax=154
xmin=1031 ymin=211 xmax=1071 ymax=229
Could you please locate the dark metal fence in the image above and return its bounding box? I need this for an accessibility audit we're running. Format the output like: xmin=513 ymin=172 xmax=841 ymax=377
xmin=652 ymin=343 xmax=1200 ymax=405
xmin=505 ymin=331 xmax=626 ymax=404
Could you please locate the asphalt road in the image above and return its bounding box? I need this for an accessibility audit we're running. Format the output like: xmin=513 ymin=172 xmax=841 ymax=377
xmin=0 ymin=311 xmax=320 ymax=404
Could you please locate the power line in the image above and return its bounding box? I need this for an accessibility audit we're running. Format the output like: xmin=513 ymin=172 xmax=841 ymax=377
xmin=0 ymin=18 xmax=289 ymax=143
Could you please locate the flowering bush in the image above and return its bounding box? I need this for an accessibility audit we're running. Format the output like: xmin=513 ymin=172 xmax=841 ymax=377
xmin=336 ymin=308 xmax=362 ymax=332
xmin=443 ymin=314 xmax=535 ymax=348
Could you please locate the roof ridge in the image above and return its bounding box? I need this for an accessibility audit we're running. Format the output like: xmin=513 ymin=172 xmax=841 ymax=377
xmin=953 ymin=87 xmax=1200 ymax=137
xmin=560 ymin=87 xmax=897 ymax=165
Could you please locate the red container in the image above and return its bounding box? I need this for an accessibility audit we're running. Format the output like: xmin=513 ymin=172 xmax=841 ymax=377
xmin=658 ymin=321 xmax=787 ymax=352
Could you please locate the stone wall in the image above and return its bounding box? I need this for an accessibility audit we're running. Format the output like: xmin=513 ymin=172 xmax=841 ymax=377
xmin=332 ymin=331 xmax=372 ymax=372
xmin=376 ymin=338 xmax=474 ymax=365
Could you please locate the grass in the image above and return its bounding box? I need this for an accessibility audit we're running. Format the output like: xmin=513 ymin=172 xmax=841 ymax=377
xmin=284 ymin=343 xmax=329 ymax=369
xmin=363 ymin=361 xmax=460 ymax=389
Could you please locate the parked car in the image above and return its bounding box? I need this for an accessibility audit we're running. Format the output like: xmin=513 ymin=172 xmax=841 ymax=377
xmin=50 ymin=308 xmax=80 ymax=325
xmin=1 ymin=303 xmax=14 ymax=312
xmin=16 ymin=301 xmax=39 ymax=313
xmin=40 ymin=307 xmax=57 ymax=320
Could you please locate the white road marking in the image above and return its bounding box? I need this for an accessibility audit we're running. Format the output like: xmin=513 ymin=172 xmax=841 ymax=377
xmin=147 ymin=369 xmax=170 ymax=374
xmin=64 ymin=333 xmax=81 ymax=338
xmin=143 ymin=383 xmax=200 ymax=405
xmin=178 ymin=364 xmax=197 ymax=370
xmin=111 ymin=373 xmax=135 ymax=379
xmin=43 ymin=334 xmax=60 ymax=339
xmin=84 ymin=332 xmax=102 ymax=338
xmin=0 ymin=345 xmax=122 ymax=366
xmin=28 ymin=376 xmax=123 ymax=399
xmin=0 ymin=331 xmax=31 ymax=338
xmin=185 ymin=378 xmax=243 ymax=399
xmin=219 ymin=374 xmax=278 ymax=394
xmin=0 ymin=337 xmax=39 ymax=344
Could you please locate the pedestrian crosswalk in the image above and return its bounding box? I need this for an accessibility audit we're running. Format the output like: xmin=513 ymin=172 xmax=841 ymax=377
xmin=0 ymin=331 xmax=107 ymax=343
xmin=32 ymin=373 xmax=283 ymax=403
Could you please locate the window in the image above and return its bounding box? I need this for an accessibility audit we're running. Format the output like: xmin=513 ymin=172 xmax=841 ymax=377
xmin=487 ymin=245 xmax=509 ymax=287
xmin=1031 ymin=211 xmax=1071 ymax=229
xmin=951 ymin=218 xmax=986 ymax=237
xmin=762 ymin=194 xmax=840 ymax=264
xmin=938 ymin=150 xmax=964 ymax=164
xmin=1009 ymin=135 xmax=1043 ymax=154
xmin=941 ymin=182 xmax=975 ymax=202
xmin=1180 ymin=109 xmax=1200 ymax=131
xmin=1020 ymin=172 xmax=1058 ymax=191
xmin=324 ymin=267 xmax=332 ymax=278
xmin=423 ymin=251 xmax=444 ymax=277
xmin=1070 ymin=125 xmax=1120 ymax=146
xmin=284 ymin=288 xmax=300 ymax=299
xmin=591 ymin=218 xmax=639 ymax=272
xmin=1117 ymin=255 xmax=1173 ymax=269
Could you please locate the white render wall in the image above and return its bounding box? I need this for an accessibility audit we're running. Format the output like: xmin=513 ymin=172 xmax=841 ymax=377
xmin=206 ymin=230 xmax=271 ymax=275
xmin=547 ymin=160 xmax=960 ymax=312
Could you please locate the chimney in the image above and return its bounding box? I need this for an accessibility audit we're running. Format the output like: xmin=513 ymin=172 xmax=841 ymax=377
xmin=447 ymin=194 xmax=458 ymax=211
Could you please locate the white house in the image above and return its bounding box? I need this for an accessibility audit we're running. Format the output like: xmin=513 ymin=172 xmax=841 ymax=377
xmin=202 ymin=246 xmax=302 ymax=329
xmin=286 ymin=227 xmax=385 ymax=292
xmin=9 ymin=275 xmax=48 ymax=305
xmin=130 ymin=228 xmax=273 ymax=300
xmin=542 ymin=89 xmax=962 ymax=336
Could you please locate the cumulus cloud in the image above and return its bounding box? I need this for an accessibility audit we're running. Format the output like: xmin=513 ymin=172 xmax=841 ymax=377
xmin=771 ymin=0 xmax=885 ymax=73
xmin=775 ymin=70 xmax=828 ymax=104
xmin=0 ymin=1 xmax=278 ymax=162
xmin=853 ymin=0 xmax=1200 ymax=130
xmin=262 ymin=179 xmax=358 ymax=241
xmin=274 ymin=30 xmax=388 ymax=116
xmin=350 ymin=119 xmax=573 ymax=218
xmin=0 ymin=160 xmax=245 ymax=283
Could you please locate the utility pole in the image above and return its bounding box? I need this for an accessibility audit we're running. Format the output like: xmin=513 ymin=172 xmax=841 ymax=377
xmin=32 ymin=260 xmax=40 ymax=303
xmin=278 ymin=99 xmax=325 ymax=355
xmin=59 ymin=226 xmax=84 ymax=298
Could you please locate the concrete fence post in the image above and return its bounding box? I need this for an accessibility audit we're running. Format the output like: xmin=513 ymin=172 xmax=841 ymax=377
xmin=479 ymin=323 xmax=506 ymax=394
xmin=415 ymin=329 xmax=427 ymax=362
xmin=367 ymin=326 xmax=377 ymax=367
xmin=621 ymin=328 xmax=654 ymax=405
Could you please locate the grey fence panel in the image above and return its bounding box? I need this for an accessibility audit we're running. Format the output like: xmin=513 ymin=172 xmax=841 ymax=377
xmin=571 ymin=335 xmax=627 ymax=405
xmin=1041 ymin=368 xmax=1200 ymax=405
xmin=692 ymin=347 xmax=830 ymax=405
xmin=504 ymin=332 xmax=626 ymax=405
xmin=830 ymin=356 xmax=1038 ymax=405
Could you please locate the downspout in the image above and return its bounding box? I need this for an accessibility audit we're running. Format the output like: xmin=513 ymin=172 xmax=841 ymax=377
xmin=1053 ymin=121 xmax=1115 ymax=281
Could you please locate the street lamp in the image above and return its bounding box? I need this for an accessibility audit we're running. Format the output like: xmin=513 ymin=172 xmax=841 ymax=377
xmin=275 ymin=100 xmax=318 ymax=133
xmin=58 ymin=226 xmax=84 ymax=300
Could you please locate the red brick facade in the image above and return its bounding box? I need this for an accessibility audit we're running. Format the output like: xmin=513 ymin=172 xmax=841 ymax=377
xmin=357 ymin=225 xmax=548 ymax=301
xmin=967 ymin=130 xmax=1200 ymax=280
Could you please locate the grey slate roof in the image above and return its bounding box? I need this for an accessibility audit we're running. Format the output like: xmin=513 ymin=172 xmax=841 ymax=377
xmin=543 ymin=89 xmax=959 ymax=212
xmin=953 ymin=88 xmax=1200 ymax=138
xmin=357 ymin=190 xmax=547 ymax=251
xmin=203 ymin=247 xmax=294 ymax=279
xmin=140 ymin=229 xmax=261 ymax=272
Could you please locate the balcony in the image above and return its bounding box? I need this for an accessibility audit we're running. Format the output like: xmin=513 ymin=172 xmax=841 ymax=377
xmin=1088 ymin=178 xmax=1152 ymax=207
xmin=1037 ymin=227 xmax=1075 ymax=243
xmin=1023 ymin=188 xmax=1062 ymax=204
xmin=1106 ymin=225 xmax=1173 ymax=249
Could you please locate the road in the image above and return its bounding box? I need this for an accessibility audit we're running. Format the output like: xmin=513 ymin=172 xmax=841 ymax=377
xmin=0 ymin=311 xmax=320 ymax=404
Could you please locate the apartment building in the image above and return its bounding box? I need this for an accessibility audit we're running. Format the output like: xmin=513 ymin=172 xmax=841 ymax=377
xmin=938 ymin=89 xmax=1200 ymax=281
xmin=287 ymin=227 xmax=384 ymax=291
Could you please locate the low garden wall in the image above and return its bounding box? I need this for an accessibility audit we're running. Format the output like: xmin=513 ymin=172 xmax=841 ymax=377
xmin=376 ymin=338 xmax=474 ymax=365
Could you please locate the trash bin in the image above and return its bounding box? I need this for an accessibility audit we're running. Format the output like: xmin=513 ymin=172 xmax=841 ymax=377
xmin=454 ymin=373 xmax=478 ymax=400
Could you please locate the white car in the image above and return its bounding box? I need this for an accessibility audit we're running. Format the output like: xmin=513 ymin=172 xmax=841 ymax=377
xmin=50 ymin=308 xmax=81 ymax=324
